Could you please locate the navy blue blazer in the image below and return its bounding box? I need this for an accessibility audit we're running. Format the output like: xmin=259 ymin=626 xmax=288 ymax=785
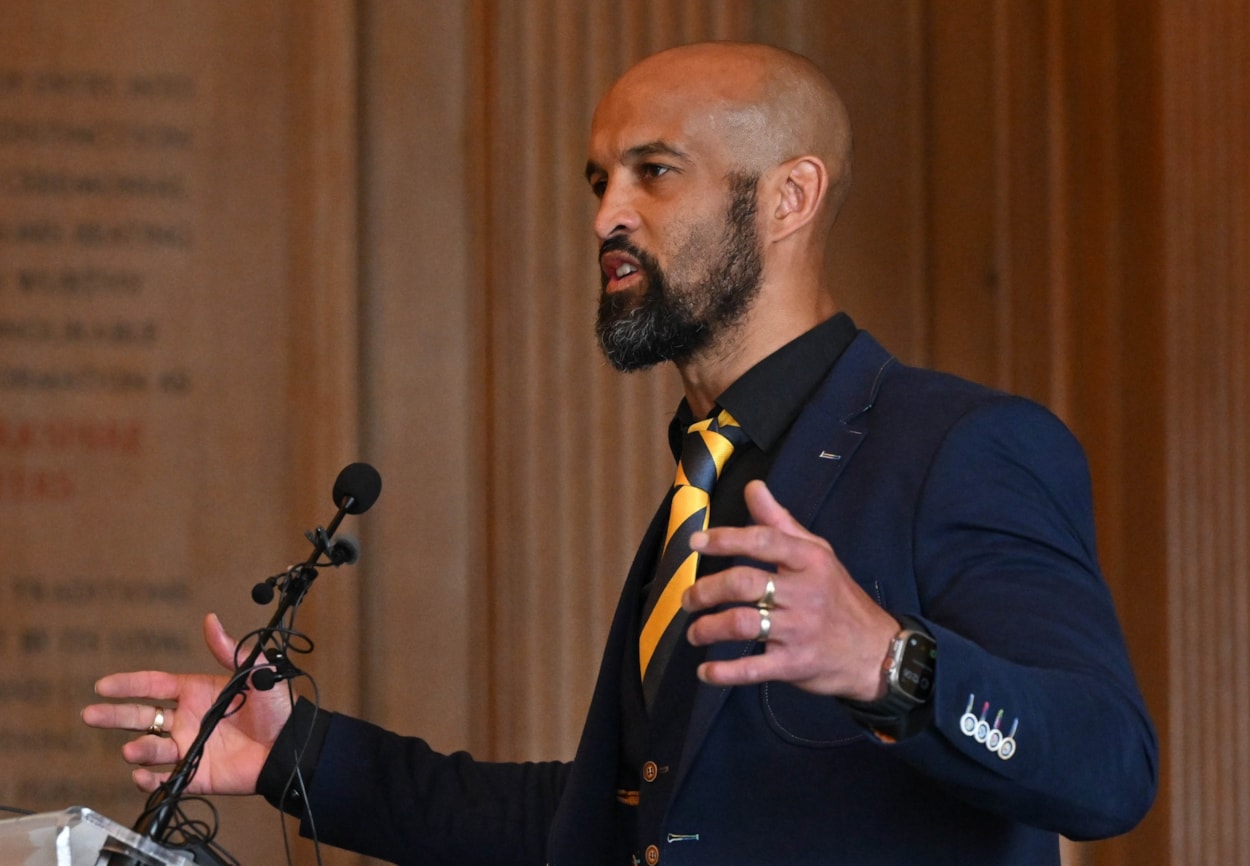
xmin=297 ymin=332 xmax=1157 ymax=865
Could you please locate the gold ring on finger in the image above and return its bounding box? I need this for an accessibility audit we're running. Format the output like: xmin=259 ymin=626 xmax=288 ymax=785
xmin=146 ymin=708 xmax=166 ymax=736
xmin=756 ymin=576 xmax=777 ymax=610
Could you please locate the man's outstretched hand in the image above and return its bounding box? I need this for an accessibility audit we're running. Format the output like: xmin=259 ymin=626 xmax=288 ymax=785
xmin=82 ymin=612 xmax=294 ymax=795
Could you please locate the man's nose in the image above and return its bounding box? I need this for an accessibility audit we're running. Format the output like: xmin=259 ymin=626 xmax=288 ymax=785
xmin=594 ymin=180 xmax=640 ymax=240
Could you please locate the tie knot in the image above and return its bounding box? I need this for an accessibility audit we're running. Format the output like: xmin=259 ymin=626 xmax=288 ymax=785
xmin=676 ymin=409 xmax=748 ymax=493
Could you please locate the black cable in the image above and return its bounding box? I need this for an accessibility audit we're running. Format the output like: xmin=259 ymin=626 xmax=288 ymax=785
xmin=275 ymin=675 xmax=325 ymax=866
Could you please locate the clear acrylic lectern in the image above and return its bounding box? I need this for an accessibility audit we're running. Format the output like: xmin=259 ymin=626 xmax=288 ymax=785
xmin=0 ymin=806 xmax=193 ymax=866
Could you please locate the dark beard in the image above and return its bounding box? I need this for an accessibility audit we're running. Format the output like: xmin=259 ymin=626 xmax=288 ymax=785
xmin=595 ymin=173 xmax=763 ymax=372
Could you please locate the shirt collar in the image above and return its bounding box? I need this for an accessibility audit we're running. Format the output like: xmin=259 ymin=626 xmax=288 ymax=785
xmin=668 ymin=312 xmax=859 ymax=459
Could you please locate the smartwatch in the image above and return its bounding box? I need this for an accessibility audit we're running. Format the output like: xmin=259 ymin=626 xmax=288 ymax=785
xmin=878 ymin=614 xmax=937 ymax=712
xmin=843 ymin=615 xmax=937 ymax=740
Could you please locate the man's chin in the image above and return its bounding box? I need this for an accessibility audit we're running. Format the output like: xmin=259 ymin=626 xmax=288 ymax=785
xmin=597 ymin=324 xmax=660 ymax=372
xmin=596 ymin=319 xmax=707 ymax=373
xmin=596 ymin=322 xmax=666 ymax=372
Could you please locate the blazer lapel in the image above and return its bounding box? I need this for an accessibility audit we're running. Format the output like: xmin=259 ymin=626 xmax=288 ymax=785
xmin=674 ymin=332 xmax=896 ymax=791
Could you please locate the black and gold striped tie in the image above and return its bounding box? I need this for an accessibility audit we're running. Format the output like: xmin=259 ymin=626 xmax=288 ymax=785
xmin=639 ymin=408 xmax=748 ymax=706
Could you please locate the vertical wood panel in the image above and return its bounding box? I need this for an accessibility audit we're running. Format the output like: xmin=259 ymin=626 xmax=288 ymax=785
xmin=285 ymin=0 xmax=361 ymax=722
xmin=917 ymin=3 xmax=1170 ymax=863
xmin=925 ymin=0 xmax=1003 ymax=383
xmin=1054 ymin=1 xmax=1170 ymax=863
xmin=358 ymin=0 xmax=479 ymax=765
xmin=1000 ymin=0 xmax=1063 ymax=405
xmin=282 ymin=5 xmax=364 ymax=863
xmin=783 ymin=1 xmax=930 ymax=363
xmin=1161 ymin=2 xmax=1250 ymax=863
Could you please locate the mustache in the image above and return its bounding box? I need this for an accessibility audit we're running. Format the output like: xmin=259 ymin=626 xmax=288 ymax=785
xmin=599 ymin=235 xmax=645 ymax=260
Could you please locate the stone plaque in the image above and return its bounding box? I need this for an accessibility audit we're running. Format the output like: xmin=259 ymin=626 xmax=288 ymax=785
xmin=0 ymin=3 xmax=354 ymax=862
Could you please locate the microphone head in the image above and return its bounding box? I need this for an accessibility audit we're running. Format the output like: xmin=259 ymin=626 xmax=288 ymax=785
xmin=333 ymin=462 xmax=382 ymax=514
xmin=328 ymin=536 xmax=360 ymax=566
xmin=251 ymin=668 xmax=278 ymax=691
xmin=251 ymin=581 xmax=275 ymax=605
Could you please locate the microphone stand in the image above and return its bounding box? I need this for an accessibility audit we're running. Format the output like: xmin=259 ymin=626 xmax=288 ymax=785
xmin=98 ymin=496 xmax=359 ymax=865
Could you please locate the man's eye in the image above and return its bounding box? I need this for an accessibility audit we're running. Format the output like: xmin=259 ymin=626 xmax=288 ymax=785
xmin=589 ymin=178 xmax=607 ymax=198
xmin=641 ymin=164 xmax=670 ymax=180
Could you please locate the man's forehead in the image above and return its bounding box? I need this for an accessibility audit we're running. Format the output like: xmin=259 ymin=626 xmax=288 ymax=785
xmin=587 ymin=85 xmax=739 ymax=165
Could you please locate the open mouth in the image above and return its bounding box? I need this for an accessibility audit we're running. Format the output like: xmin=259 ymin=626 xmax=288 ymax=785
xmin=600 ymin=251 xmax=642 ymax=292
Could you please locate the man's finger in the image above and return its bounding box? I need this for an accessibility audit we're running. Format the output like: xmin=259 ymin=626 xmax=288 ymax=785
xmin=93 ymin=670 xmax=182 ymax=702
xmin=744 ymin=480 xmax=833 ymax=549
xmin=687 ymin=603 xmax=776 ymax=646
xmin=81 ymin=701 xmax=163 ymax=732
xmin=204 ymin=612 xmax=240 ymax=671
xmin=683 ymin=566 xmax=770 ymax=612
xmin=690 ymin=521 xmax=809 ymax=565
xmin=742 ymin=480 xmax=793 ymax=529
xmin=132 ymin=768 xmax=172 ymax=793
xmin=122 ymin=733 xmax=182 ymax=767
xmin=697 ymin=651 xmax=783 ymax=687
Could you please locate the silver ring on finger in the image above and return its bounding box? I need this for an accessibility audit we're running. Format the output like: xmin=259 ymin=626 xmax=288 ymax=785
xmin=756 ymin=576 xmax=777 ymax=610
xmin=146 ymin=708 xmax=167 ymax=736
xmin=755 ymin=606 xmax=772 ymax=643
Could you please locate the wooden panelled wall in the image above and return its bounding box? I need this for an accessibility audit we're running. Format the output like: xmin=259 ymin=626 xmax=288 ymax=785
xmin=1160 ymin=4 xmax=1250 ymax=865
xmin=356 ymin=2 xmax=1246 ymax=865
xmin=2 ymin=2 xmax=1245 ymax=865
xmin=357 ymin=2 xmax=1248 ymax=865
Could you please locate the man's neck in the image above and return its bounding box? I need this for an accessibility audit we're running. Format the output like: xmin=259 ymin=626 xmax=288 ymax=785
xmin=676 ymin=293 xmax=837 ymax=418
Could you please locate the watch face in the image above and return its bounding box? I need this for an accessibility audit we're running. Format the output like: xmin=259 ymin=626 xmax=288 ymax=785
xmin=893 ymin=633 xmax=937 ymax=702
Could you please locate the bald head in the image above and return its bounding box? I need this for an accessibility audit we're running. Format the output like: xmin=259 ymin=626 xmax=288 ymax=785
xmin=586 ymin=42 xmax=850 ymax=385
xmin=595 ymin=42 xmax=854 ymax=225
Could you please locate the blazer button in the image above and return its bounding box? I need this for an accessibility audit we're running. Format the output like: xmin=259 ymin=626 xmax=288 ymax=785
xmin=644 ymin=844 xmax=660 ymax=865
xmin=642 ymin=761 xmax=659 ymax=783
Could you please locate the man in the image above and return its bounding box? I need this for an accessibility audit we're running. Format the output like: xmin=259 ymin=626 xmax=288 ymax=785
xmin=84 ymin=42 xmax=1157 ymax=865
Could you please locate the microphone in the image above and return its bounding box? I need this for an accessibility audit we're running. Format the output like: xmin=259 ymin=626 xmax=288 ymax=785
xmin=251 ymin=576 xmax=279 ymax=605
xmin=333 ymin=462 xmax=382 ymax=514
xmin=107 ymin=462 xmax=384 ymax=865
xmin=295 ymin=461 xmax=379 ymax=571
xmin=250 ymin=648 xmax=299 ymax=691
xmin=327 ymin=535 xmax=360 ymax=566
xmin=251 ymin=537 xmax=361 ymax=603
xmin=250 ymin=667 xmax=282 ymax=691
xmin=249 ymin=462 xmax=380 ymax=606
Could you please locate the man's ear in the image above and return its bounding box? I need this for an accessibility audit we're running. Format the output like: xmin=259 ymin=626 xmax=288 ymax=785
xmin=762 ymin=156 xmax=827 ymax=243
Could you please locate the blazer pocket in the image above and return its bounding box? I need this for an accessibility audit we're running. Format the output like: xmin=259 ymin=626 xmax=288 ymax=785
xmin=761 ymin=681 xmax=868 ymax=747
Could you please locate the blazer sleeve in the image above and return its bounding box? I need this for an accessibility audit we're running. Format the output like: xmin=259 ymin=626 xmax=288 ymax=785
xmin=889 ymin=396 xmax=1158 ymax=839
xmin=291 ymin=708 xmax=571 ymax=865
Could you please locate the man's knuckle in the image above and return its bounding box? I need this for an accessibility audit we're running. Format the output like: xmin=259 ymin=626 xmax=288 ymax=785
xmin=735 ymin=606 xmax=757 ymax=634
xmin=729 ymin=569 xmax=754 ymax=595
xmin=747 ymin=526 xmax=773 ymax=555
